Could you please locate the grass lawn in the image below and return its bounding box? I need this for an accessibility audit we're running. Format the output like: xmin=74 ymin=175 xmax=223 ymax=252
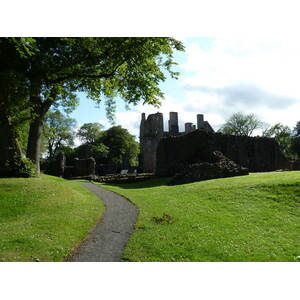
xmin=0 ymin=175 xmax=104 ymax=262
xmin=99 ymin=171 xmax=300 ymax=262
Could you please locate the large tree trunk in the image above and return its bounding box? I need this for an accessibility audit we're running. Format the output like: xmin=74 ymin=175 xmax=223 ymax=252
xmin=26 ymin=115 xmax=44 ymax=175
xmin=26 ymin=81 xmax=54 ymax=175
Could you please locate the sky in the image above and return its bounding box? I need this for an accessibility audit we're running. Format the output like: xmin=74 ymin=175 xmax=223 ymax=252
xmin=70 ymin=37 xmax=300 ymax=142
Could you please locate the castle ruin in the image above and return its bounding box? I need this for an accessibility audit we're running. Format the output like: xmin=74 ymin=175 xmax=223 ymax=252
xmin=139 ymin=112 xmax=214 ymax=172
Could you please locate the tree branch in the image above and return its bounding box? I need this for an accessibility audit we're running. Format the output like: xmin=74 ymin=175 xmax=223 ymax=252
xmin=45 ymin=60 xmax=125 ymax=85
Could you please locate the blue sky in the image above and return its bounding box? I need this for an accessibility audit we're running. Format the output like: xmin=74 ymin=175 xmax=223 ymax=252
xmin=70 ymin=37 xmax=300 ymax=141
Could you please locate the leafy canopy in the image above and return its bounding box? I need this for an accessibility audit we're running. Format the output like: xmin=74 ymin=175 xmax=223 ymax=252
xmin=6 ymin=37 xmax=184 ymax=120
xmin=0 ymin=37 xmax=184 ymax=176
xmin=219 ymin=112 xmax=263 ymax=136
xmin=77 ymin=122 xmax=103 ymax=144
xmin=70 ymin=125 xmax=139 ymax=166
xmin=73 ymin=143 xmax=109 ymax=163
xmin=99 ymin=126 xmax=139 ymax=166
xmin=43 ymin=110 xmax=76 ymax=159
xmin=262 ymin=123 xmax=293 ymax=157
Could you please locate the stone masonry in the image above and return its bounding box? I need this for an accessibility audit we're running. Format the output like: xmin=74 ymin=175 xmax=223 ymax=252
xmin=139 ymin=112 xmax=214 ymax=173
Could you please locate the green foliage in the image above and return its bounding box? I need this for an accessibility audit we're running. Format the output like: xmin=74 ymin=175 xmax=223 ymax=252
xmin=290 ymin=122 xmax=300 ymax=157
xmin=17 ymin=158 xmax=37 ymax=178
xmin=294 ymin=121 xmax=300 ymax=136
xmin=75 ymin=38 xmax=185 ymax=116
xmin=0 ymin=39 xmax=37 ymax=173
xmin=219 ymin=112 xmax=263 ymax=136
xmin=4 ymin=157 xmax=36 ymax=178
xmin=0 ymin=37 xmax=184 ymax=174
xmin=43 ymin=110 xmax=76 ymax=159
xmin=101 ymin=171 xmax=300 ymax=261
xmin=50 ymin=145 xmax=75 ymax=165
xmin=263 ymin=123 xmax=294 ymax=157
xmin=0 ymin=175 xmax=104 ymax=261
xmin=16 ymin=120 xmax=30 ymax=155
xmin=71 ymin=124 xmax=139 ymax=167
xmin=77 ymin=122 xmax=103 ymax=144
xmin=99 ymin=126 xmax=140 ymax=166
xmin=74 ymin=143 xmax=109 ymax=162
xmin=291 ymin=137 xmax=300 ymax=157
xmin=0 ymin=44 xmax=31 ymax=164
xmin=17 ymin=37 xmax=184 ymax=120
xmin=10 ymin=38 xmax=37 ymax=58
xmin=3 ymin=37 xmax=184 ymax=120
xmin=0 ymin=39 xmax=31 ymax=120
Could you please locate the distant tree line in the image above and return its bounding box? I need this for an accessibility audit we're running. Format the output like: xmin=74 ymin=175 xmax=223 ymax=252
xmin=41 ymin=111 xmax=139 ymax=168
xmin=219 ymin=112 xmax=300 ymax=158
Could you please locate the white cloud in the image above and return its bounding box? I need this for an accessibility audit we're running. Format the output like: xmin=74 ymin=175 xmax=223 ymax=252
xmin=186 ymin=83 xmax=298 ymax=110
xmin=73 ymin=136 xmax=82 ymax=147
xmin=181 ymin=38 xmax=300 ymax=98
xmin=179 ymin=37 xmax=300 ymax=130
xmin=73 ymin=124 xmax=82 ymax=147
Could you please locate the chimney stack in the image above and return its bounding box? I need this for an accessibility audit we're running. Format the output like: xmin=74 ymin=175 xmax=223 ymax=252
xmin=169 ymin=112 xmax=179 ymax=135
xmin=185 ymin=122 xmax=193 ymax=133
xmin=197 ymin=114 xmax=204 ymax=129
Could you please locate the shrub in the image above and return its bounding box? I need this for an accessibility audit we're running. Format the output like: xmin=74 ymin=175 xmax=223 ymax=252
xmin=1 ymin=157 xmax=37 ymax=178
xmin=16 ymin=158 xmax=37 ymax=177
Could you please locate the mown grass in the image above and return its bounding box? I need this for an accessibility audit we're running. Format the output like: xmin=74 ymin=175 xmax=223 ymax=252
xmin=99 ymin=171 xmax=300 ymax=262
xmin=0 ymin=175 xmax=104 ymax=262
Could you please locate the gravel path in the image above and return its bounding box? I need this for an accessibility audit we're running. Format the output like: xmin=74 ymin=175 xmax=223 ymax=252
xmin=69 ymin=182 xmax=138 ymax=262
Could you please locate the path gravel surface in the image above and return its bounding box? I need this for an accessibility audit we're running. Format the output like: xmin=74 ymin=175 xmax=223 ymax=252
xmin=69 ymin=182 xmax=138 ymax=262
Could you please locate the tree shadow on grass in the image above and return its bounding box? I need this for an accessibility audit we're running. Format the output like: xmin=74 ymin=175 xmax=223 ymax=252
xmin=101 ymin=177 xmax=171 ymax=189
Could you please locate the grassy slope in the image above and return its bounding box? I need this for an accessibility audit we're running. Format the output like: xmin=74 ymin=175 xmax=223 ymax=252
xmin=0 ymin=175 xmax=104 ymax=262
xmin=100 ymin=171 xmax=300 ymax=262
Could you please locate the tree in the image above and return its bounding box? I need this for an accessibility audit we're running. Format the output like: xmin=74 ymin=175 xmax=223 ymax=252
xmin=290 ymin=121 xmax=300 ymax=157
xmin=77 ymin=123 xmax=103 ymax=144
xmin=99 ymin=126 xmax=139 ymax=166
xmin=74 ymin=143 xmax=109 ymax=163
xmin=294 ymin=121 xmax=300 ymax=136
xmin=71 ymin=125 xmax=139 ymax=166
xmin=0 ymin=38 xmax=33 ymax=174
xmin=291 ymin=137 xmax=300 ymax=157
xmin=262 ymin=123 xmax=293 ymax=157
xmin=219 ymin=112 xmax=263 ymax=136
xmin=43 ymin=110 xmax=76 ymax=159
xmin=0 ymin=37 xmax=184 ymax=176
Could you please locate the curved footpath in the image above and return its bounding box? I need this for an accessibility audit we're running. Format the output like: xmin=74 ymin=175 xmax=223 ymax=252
xmin=69 ymin=182 xmax=138 ymax=262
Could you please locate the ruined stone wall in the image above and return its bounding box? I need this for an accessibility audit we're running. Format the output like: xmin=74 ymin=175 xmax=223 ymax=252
xmin=73 ymin=157 xmax=96 ymax=177
xmin=139 ymin=112 xmax=164 ymax=173
xmin=44 ymin=156 xmax=96 ymax=178
xmin=156 ymin=130 xmax=289 ymax=176
xmin=41 ymin=153 xmax=65 ymax=177
xmin=139 ymin=112 xmax=214 ymax=173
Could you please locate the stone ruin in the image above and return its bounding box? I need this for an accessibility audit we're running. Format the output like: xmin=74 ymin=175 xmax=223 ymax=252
xmin=156 ymin=127 xmax=289 ymax=177
xmin=168 ymin=150 xmax=249 ymax=185
xmin=44 ymin=155 xmax=96 ymax=178
xmin=140 ymin=111 xmax=290 ymax=184
xmin=43 ymin=156 xmax=140 ymax=178
xmin=140 ymin=112 xmax=214 ymax=173
xmin=44 ymin=111 xmax=291 ymax=184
